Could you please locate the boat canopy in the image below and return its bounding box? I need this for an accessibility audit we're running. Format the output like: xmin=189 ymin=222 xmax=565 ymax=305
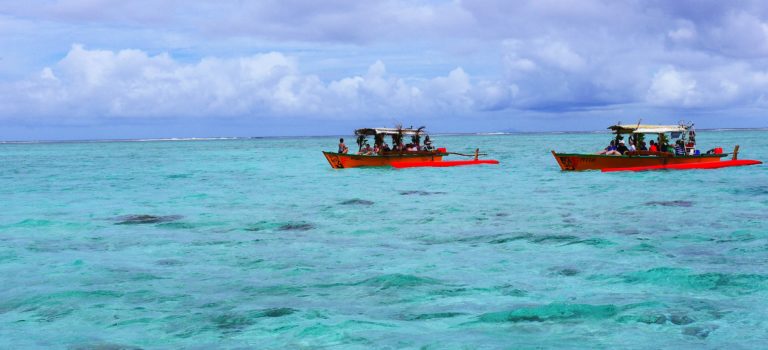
xmin=608 ymin=124 xmax=689 ymax=134
xmin=354 ymin=127 xmax=425 ymax=136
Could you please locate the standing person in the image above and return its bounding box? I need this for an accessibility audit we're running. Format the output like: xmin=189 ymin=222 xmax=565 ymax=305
xmin=423 ymin=135 xmax=433 ymax=151
xmin=674 ymin=140 xmax=685 ymax=156
xmin=338 ymin=138 xmax=348 ymax=154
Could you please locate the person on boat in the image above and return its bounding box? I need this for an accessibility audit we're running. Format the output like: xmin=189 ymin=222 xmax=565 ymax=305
xmin=373 ymin=143 xmax=381 ymax=155
xmin=659 ymin=140 xmax=668 ymax=153
xmin=382 ymin=142 xmax=391 ymax=152
xmin=598 ymin=140 xmax=617 ymax=155
xmin=406 ymin=143 xmax=418 ymax=152
xmin=338 ymin=138 xmax=349 ymax=154
xmin=628 ymin=141 xmax=637 ymax=152
xmin=615 ymin=140 xmax=629 ymax=155
xmin=648 ymin=140 xmax=658 ymax=152
xmin=423 ymin=135 xmax=434 ymax=151
xmin=639 ymin=141 xmax=648 ymax=151
xmin=674 ymin=140 xmax=685 ymax=156
xmin=359 ymin=143 xmax=373 ymax=155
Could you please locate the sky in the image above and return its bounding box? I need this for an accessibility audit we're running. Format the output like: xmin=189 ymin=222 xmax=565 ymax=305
xmin=1 ymin=0 xmax=768 ymax=140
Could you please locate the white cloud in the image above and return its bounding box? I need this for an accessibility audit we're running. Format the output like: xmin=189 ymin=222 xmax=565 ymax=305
xmin=2 ymin=0 xmax=768 ymax=133
xmin=646 ymin=66 xmax=698 ymax=106
xmin=667 ymin=20 xmax=697 ymax=42
xmin=0 ymin=45 xmax=514 ymax=121
xmin=534 ymin=40 xmax=585 ymax=72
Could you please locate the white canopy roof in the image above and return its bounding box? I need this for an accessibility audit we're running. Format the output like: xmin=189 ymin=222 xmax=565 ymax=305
xmin=355 ymin=127 xmax=425 ymax=136
xmin=608 ymin=124 xmax=689 ymax=134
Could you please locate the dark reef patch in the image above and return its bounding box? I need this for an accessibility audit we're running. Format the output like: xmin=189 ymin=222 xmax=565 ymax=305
xmin=340 ymin=199 xmax=375 ymax=206
xmin=405 ymin=312 xmax=466 ymax=320
xmin=683 ymin=325 xmax=718 ymax=339
xmin=530 ymin=235 xmax=579 ymax=244
xmin=566 ymin=238 xmax=615 ymax=247
xmin=478 ymin=303 xmax=619 ymax=323
xmin=259 ymin=307 xmax=296 ymax=318
xmin=555 ymin=268 xmax=580 ymax=276
xmin=399 ymin=190 xmax=446 ymax=196
xmin=246 ymin=221 xmax=316 ymax=232
xmin=670 ymin=314 xmax=695 ymax=325
xmin=488 ymin=233 xmax=534 ymax=244
xmin=69 ymin=343 xmax=143 ymax=350
xmin=212 ymin=313 xmax=256 ymax=330
xmin=621 ymin=267 xmax=768 ymax=294
xmin=212 ymin=308 xmax=296 ymax=331
xmin=114 ymin=214 xmax=183 ymax=225
xmin=357 ymin=273 xmax=442 ymax=290
xmin=644 ymin=200 xmax=693 ymax=207
xmin=277 ymin=223 xmax=315 ymax=231
xmin=155 ymin=259 xmax=184 ymax=266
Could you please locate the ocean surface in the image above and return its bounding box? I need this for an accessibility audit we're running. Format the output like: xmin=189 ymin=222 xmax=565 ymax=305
xmin=1 ymin=130 xmax=767 ymax=349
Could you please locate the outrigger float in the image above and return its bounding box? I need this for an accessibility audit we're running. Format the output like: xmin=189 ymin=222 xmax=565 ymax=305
xmin=323 ymin=126 xmax=498 ymax=169
xmin=552 ymin=123 xmax=762 ymax=172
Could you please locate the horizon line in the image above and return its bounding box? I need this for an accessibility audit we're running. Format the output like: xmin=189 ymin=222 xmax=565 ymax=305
xmin=2 ymin=127 xmax=767 ymax=144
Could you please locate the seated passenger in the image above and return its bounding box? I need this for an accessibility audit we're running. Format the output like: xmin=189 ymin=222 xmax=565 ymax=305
xmin=628 ymin=141 xmax=637 ymax=152
xmin=359 ymin=143 xmax=373 ymax=155
xmin=406 ymin=143 xmax=418 ymax=152
xmin=598 ymin=140 xmax=617 ymax=155
xmin=639 ymin=141 xmax=648 ymax=151
xmin=382 ymin=143 xmax=391 ymax=152
xmin=648 ymin=140 xmax=658 ymax=152
xmin=608 ymin=140 xmax=628 ymax=155
xmin=373 ymin=144 xmax=381 ymax=154
xmin=338 ymin=138 xmax=349 ymax=154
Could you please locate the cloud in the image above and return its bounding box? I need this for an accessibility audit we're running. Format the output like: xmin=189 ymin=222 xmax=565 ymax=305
xmin=0 ymin=45 xmax=514 ymax=121
xmin=2 ymin=0 xmax=768 ymax=135
xmin=646 ymin=66 xmax=698 ymax=106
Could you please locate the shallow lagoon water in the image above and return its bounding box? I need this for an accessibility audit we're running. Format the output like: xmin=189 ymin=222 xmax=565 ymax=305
xmin=1 ymin=131 xmax=767 ymax=348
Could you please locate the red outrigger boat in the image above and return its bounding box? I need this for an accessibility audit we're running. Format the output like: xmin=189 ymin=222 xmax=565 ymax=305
xmin=552 ymin=123 xmax=758 ymax=171
xmin=323 ymin=126 xmax=497 ymax=169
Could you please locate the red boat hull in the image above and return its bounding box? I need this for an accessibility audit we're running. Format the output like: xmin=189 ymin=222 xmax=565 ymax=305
xmin=602 ymin=159 xmax=762 ymax=172
xmin=391 ymin=159 xmax=499 ymax=168
xmin=323 ymin=151 xmax=445 ymax=169
xmin=551 ymin=151 xmax=726 ymax=171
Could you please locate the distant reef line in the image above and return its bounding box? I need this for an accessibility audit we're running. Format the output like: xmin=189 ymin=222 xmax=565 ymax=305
xmin=2 ymin=127 xmax=767 ymax=144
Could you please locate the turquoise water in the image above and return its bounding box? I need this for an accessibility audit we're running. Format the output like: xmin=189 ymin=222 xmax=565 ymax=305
xmin=1 ymin=131 xmax=767 ymax=349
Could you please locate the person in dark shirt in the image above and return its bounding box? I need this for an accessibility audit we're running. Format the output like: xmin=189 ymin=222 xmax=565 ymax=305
xmin=658 ymin=137 xmax=669 ymax=152
xmin=423 ymin=135 xmax=434 ymax=151
xmin=639 ymin=141 xmax=648 ymax=151
xmin=615 ymin=140 xmax=629 ymax=155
